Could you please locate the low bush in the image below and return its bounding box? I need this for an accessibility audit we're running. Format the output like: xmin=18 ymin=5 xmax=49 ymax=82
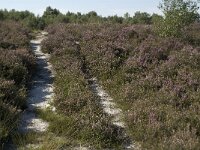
xmin=0 ymin=21 xmax=35 ymax=147
xmin=0 ymin=21 xmax=30 ymax=49
xmin=183 ymin=23 xmax=200 ymax=46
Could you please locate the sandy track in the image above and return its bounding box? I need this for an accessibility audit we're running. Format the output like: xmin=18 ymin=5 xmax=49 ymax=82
xmin=19 ymin=32 xmax=55 ymax=133
xmin=88 ymin=78 xmax=138 ymax=150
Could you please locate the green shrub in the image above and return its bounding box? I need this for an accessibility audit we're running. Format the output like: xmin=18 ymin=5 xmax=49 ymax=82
xmin=154 ymin=0 xmax=199 ymax=37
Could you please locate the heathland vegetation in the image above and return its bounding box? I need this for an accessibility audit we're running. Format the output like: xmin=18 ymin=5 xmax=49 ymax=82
xmin=0 ymin=0 xmax=200 ymax=149
xmin=0 ymin=21 xmax=35 ymax=147
xmin=42 ymin=23 xmax=200 ymax=149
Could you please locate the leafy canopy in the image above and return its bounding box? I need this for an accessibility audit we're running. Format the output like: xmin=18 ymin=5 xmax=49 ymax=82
xmin=156 ymin=0 xmax=199 ymax=37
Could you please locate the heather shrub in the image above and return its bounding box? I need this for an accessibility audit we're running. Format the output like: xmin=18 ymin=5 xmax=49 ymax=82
xmin=104 ymin=37 xmax=200 ymax=149
xmin=124 ymin=47 xmax=200 ymax=148
xmin=0 ymin=49 xmax=35 ymax=81
xmin=80 ymin=24 xmax=151 ymax=80
xmin=0 ymin=21 xmax=30 ymax=49
xmin=183 ymin=22 xmax=200 ymax=46
xmin=0 ymin=21 xmax=34 ymax=147
xmin=0 ymin=79 xmax=20 ymax=143
xmin=0 ymin=50 xmax=27 ymax=84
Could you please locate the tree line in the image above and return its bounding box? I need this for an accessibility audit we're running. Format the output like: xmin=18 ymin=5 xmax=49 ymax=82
xmin=0 ymin=7 xmax=164 ymax=29
xmin=0 ymin=0 xmax=199 ymax=37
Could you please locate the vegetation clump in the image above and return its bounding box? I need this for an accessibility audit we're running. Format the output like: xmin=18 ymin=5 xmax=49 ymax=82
xmin=0 ymin=21 xmax=35 ymax=147
xmin=43 ymin=21 xmax=200 ymax=149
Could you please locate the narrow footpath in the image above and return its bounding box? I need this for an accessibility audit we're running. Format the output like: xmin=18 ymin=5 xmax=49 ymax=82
xmin=88 ymin=78 xmax=138 ymax=150
xmin=19 ymin=32 xmax=54 ymax=133
xmin=4 ymin=32 xmax=55 ymax=150
xmin=5 ymin=33 xmax=139 ymax=150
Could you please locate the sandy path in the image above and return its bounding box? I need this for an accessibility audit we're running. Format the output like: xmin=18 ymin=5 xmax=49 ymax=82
xmin=88 ymin=78 xmax=138 ymax=150
xmin=19 ymin=32 xmax=55 ymax=133
xmin=4 ymin=33 xmax=138 ymax=150
xmin=3 ymin=32 xmax=54 ymax=150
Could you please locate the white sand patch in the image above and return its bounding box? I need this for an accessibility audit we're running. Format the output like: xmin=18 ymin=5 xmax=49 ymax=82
xmin=19 ymin=32 xmax=55 ymax=133
xmin=88 ymin=77 xmax=137 ymax=149
xmin=89 ymin=77 xmax=125 ymax=127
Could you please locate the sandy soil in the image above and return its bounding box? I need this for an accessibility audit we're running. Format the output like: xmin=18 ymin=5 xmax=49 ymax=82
xmin=19 ymin=32 xmax=55 ymax=133
xmin=88 ymin=78 xmax=138 ymax=149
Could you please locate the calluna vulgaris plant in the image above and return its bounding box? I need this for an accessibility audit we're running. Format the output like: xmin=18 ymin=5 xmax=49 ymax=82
xmin=43 ymin=23 xmax=200 ymax=149
xmin=0 ymin=21 xmax=35 ymax=147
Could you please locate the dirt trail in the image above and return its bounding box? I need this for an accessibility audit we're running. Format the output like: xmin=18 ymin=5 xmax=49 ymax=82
xmin=88 ymin=78 xmax=139 ymax=150
xmin=3 ymin=32 xmax=55 ymax=150
xmin=5 ymin=33 xmax=138 ymax=150
xmin=18 ymin=32 xmax=55 ymax=133
xmin=18 ymin=32 xmax=54 ymax=133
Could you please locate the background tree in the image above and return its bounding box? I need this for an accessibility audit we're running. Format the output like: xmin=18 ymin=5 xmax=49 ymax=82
xmin=123 ymin=12 xmax=132 ymax=24
xmin=108 ymin=15 xmax=123 ymax=24
xmin=155 ymin=0 xmax=199 ymax=37
xmin=151 ymin=13 xmax=163 ymax=24
xmin=132 ymin=11 xmax=152 ymax=24
xmin=42 ymin=6 xmax=61 ymax=25
xmin=0 ymin=11 xmax=4 ymax=20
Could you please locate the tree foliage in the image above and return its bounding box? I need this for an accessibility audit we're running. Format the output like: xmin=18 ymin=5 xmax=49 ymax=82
xmin=132 ymin=11 xmax=152 ymax=24
xmin=155 ymin=0 xmax=199 ymax=37
xmin=0 ymin=7 xmax=165 ymax=29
